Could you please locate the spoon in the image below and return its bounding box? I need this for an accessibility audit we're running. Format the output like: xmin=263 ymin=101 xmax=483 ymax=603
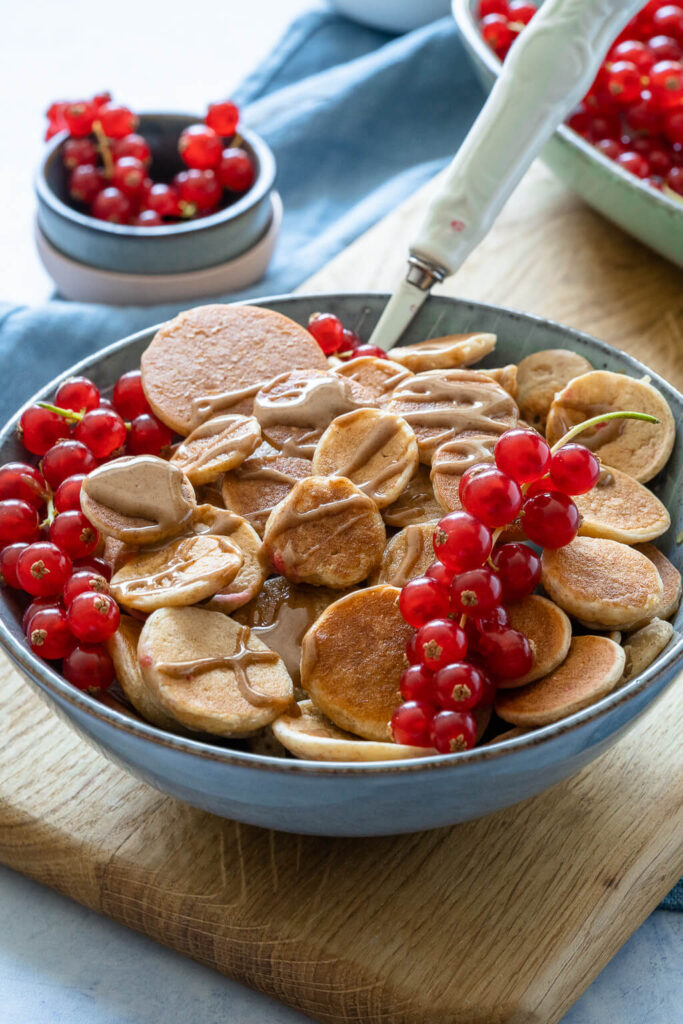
xmin=367 ymin=0 xmax=645 ymax=352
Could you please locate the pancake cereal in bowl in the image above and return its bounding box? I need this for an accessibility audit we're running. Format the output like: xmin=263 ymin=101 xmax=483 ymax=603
xmin=0 ymin=302 xmax=679 ymax=764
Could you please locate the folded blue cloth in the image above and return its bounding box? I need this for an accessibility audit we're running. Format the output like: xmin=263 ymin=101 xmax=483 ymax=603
xmin=0 ymin=9 xmax=679 ymax=911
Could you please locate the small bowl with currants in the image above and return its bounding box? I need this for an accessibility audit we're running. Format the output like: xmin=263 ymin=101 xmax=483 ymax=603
xmin=453 ymin=0 xmax=683 ymax=268
xmin=35 ymin=94 xmax=278 ymax=298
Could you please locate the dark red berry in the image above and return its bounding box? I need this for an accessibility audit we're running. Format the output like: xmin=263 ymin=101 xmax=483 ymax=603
xmin=112 ymin=156 xmax=147 ymax=198
xmin=63 ymin=643 xmax=115 ymax=693
xmin=73 ymin=556 xmax=111 ymax=581
xmin=491 ymin=542 xmax=542 ymax=600
xmin=461 ymin=467 xmax=522 ymax=528
xmin=414 ymin=619 xmax=467 ymax=672
xmin=55 ymin=376 xmax=100 ymax=413
xmin=127 ymin=414 xmax=173 ymax=455
xmin=63 ymin=570 xmax=110 ymax=607
xmin=205 ymin=100 xmax=240 ymax=136
xmin=450 ymin=567 xmax=502 ymax=615
xmin=112 ymin=369 xmax=150 ymax=419
xmin=49 ymin=511 xmax=99 ymax=558
xmin=307 ymin=313 xmax=344 ymax=355
xmin=74 ymin=408 xmax=127 ymax=458
xmin=146 ymin=183 xmax=181 ymax=218
xmin=67 ymin=590 xmax=120 ymax=642
xmin=23 ymin=597 xmax=61 ymax=634
xmin=0 ymin=543 xmax=29 ymax=588
xmin=69 ymin=164 xmax=103 ymax=204
xmin=390 ymin=700 xmax=435 ymax=747
xmin=0 ymin=463 xmax=48 ymax=508
xmin=475 ymin=606 xmax=510 ymax=633
xmin=479 ymin=627 xmax=534 ymax=679
xmin=54 ymin=474 xmax=86 ymax=513
xmin=175 ymin=168 xmax=222 ymax=210
xmin=41 ymin=440 xmax=97 ymax=489
xmin=521 ymin=492 xmax=580 ymax=548
xmin=218 ymin=147 xmax=255 ymax=191
xmin=399 ymin=576 xmax=451 ymax=628
xmin=350 ymin=344 xmax=389 ymax=359
xmin=63 ymin=137 xmax=98 ymax=170
xmin=132 ymin=210 xmax=162 ymax=227
xmin=429 ymin=710 xmax=477 ymax=753
xmin=494 ymin=428 xmax=551 ymax=483
xmin=27 ymin=605 xmax=76 ymax=660
xmin=63 ymin=100 xmax=96 ymax=137
xmin=92 ymin=187 xmax=132 ymax=224
xmin=399 ymin=663 xmax=436 ymax=703
xmin=179 ymin=124 xmax=222 ymax=169
xmin=112 ymin=133 xmax=151 ymax=165
xmin=425 ymin=560 xmax=456 ymax=589
xmin=19 ymin=405 xmax=70 ymax=455
xmin=0 ymin=499 xmax=40 ymax=545
xmin=434 ymin=662 xmax=487 ymax=712
xmin=97 ymin=103 xmax=137 ymax=139
xmin=16 ymin=542 xmax=72 ymax=597
xmin=433 ymin=512 xmax=492 ymax=572
xmin=549 ymin=444 xmax=600 ymax=495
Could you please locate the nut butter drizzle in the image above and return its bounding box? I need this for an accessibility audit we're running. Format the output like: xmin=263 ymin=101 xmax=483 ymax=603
xmin=391 ymin=375 xmax=515 ymax=448
xmin=173 ymin=416 xmax=259 ymax=472
xmin=431 ymin=436 xmax=497 ymax=476
xmin=155 ymin=625 xmax=287 ymax=710
xmin=387 ymin=525 xmax=425 ymax=588
xmin=333 ymin=415 xmax=411 ymax=502
xmin=114 ymin=536 xmax=234 ymax=597
xmin=190 ymin=382 xmax=264 ymax=428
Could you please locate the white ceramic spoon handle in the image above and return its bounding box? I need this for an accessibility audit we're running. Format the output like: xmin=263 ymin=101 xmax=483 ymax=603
xmin=410 ymin=0 xmax=643 ymax=276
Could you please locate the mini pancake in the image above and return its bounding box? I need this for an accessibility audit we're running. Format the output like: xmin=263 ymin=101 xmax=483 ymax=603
xmin=262 ymin=475 xmax=385 ymax=588
xmin=382 ymin=465 xmax=444 ymax=528
xmin=169 ymin=414 xmax=261 ymax=485
xmin=496 ymin=595 xmax=572 ymax=688
xmin=312 ymin=408 xmax=418 ymax=508
xmin=621 ymin=618 xmax=675 ymax=683
xmin=233 ymin=576 xmax=341 ymax=687
xmin=430 ymin=433 xmax=497 ymax=512
xmin=140 ymin=304 xmax=327 ymax=434
xmin=387 ymin=332 xmax=497 ymax=372
xmin=371 ymin=522 xmax=437 ymax=587
xmin=495 ymin=635 xmax=625 ymax=727
xmin=629 ymin=544 xmax=682 ymax=628
xmin=110 ymin=534 xmax=243 ymax=612
xmin=542 ymin=537 xmax=663 ymax=630
xmin=516 ymin=348 xmax=593 ymax=431
xmin=271 ymin=700 xmax=435 ymax=761
xmin=386 ymin=369 xmax=518 ymax=464
xmin=81 ymin=455 xmax=196 ymax=546
xmin=253 ymin=370 xmax=359 ymax=458
xmin=106 ymin=614 xmax=180 ymax=732
xmin=545 ymin=370 xmax=675 ymax=483
xmin=332 ymin=356 xmax=413 ymax=405
xmin=221 ymin=441 xmax=312 ymax=537
xmin=138 ymin=606 xmax=294 ymax=736
xmin=300 ymin=585 xmax=414 ymax=741
xmin=483 ymin=365 xmax=518 ymax=400
xmin=196 ymin=507 xmax=268 ymax=614
xmin=575 ymin=465 xmax=670 ymax=543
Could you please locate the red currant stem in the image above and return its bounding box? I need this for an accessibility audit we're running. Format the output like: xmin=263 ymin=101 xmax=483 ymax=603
xmin=550 ymin=410 xmax=659 ymax=453
xmin=459 ymin=613 xmax=467 ymax=628
xmin=39 ymin=494 xmax=56 ymax=530
xmin=37 ymin=401 xmax=131 ymax=430
xmin=92 ymin=119 xmax=114 ymax=179
xmin=232 ymin=132 xmax=243 ymax=147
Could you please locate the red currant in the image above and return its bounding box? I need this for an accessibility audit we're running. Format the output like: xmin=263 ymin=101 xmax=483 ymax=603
xmin=521 ymin=492 xmax=580 ymax=548
xmin=460 ymin=467 xmax=522 ymax=528
xmin=23 ymin=597 xmax=61 ymax=634
xmin=433 ymin=512 xmax=492 ymax=572
xmin=27 ymin=605 xmax=76 ymax=660
xmin=667 ymin=165 xmax=683 ymax=194
xmin=434 ymin=662 xmax=487 ymax=711
xmin=606 ymin=60 xmax=643 ymax=104
xmin=0 ymin=462 xmax=48 ymax=507
xmin=69 ymin=164 xmax=103 ymax=204
xmin=132 ymin=210 xmax=163 ymax=227
xmin=479 ymin=0 xmax=509 ymax=17
xmin=653 ymin=6 xmax=683 ymax=42
xmin=481 ymin=12 xmax=513 ymax=52
xmin=429 ymin=710 xmax=477 ymax=753
xmin=475 ymin=605 xmax=510 ymax=632
xmin=54 ymin=474 xmax=86 ymax=513
xmin=549 ymin=443 xmax=600 ymax=495
xmin=55 ymin=376 xmax=100 ymax=413
xmin=63 ymin=137 xmax=98 ymax=169
xmin=63 ymin=100 xmax=96 ymax=137
xmin=610 ymin=39 xmax=655 ymax=71
xmin=73 ymin=556 xmax=111 ymax=581
xmin=616 ymin=150 xmax=651 ymax=177
xmin=414 ymin=619 xmax=467 ymax=672
xmin=567 ymin=103 xmax=591 ymax=136
xmin=19 ymin=405 xmax=70 ymax=455
xmin=41 ymin=441 xmax=96 ymax=489
xmin=479 ymin=627 xmax=533 ymax=679
xmin=508 ymin=1 xmax=536 ymax=25
xmin=625 ymin=97 xmax=663 ymax=134
xmin=586 ymin=111 xmax=622 ymax=140
xmin=92 ymin=187 xmax=132 ymax=224
xmin=494 ymin=428 xmax=551 ymax=483
xmin=425 ymin=560 xmax=456 ymax=589
xmin=490 ymin=542 xmax=541 ymax=600
xmin=146 ymin=183 xmax=181 ymax=218
xmin=97 ymin=103 xmax=137 ymax=139
xmin=74 ymin=408 xmax=127 ymax=458
xmin=127 ymin=414 xmax=173 ymax=455
xmin=16 ymin=542 xmax=72 ymax=597
xmin=405 ymin=633 xmax=421 ymax=665
xmin=112 ymin=133 xmax=152 ymax=165
xmin=0 ymin=543 xmax=29 ymax=588
xmin=63 ymin=643 xmax=115 ymax=694
xmin=349 ymin=344 xmax=389 ymax=359
xmin=399 ymin=663 xmax=436 ymax=703
xmin=218 ymin=148 xmax=255 ymax=192
xmin=390 ymin=700 xmax=435 ymax=747
xmin=665 ymin=108 xmax=683 ymax=146
xmin=341 ymin=327 xmax=362 ymax=352
xmin=650 ymin=59 xmax=683 ymax=106
xmin=179 ymin=124 xmax=222 ymax=169
xmin=49 ymin=511 xmax=99 ymax=558
xmin=175 ymin=168 xmax=222 ymax=211
xmin=206 ymin=100 xmax=240 ymax=136
xmin=649 ymin=34 xmax=683 ymax=61
xmin=62 ymin=569 xmax=110 ymax=607
xmin=92 ymin=91 xmax=112 ymax=109
xmin=398 ymin=576 xmax=450 ymax=628
xmin=450 ymin=567 xmax=502 ymax=615
xmin=112 ymin=370 xmax=150 ymax=419
xmin=67 ymin=590 xmax=120 ymax=643
xmin=594 ymin=138 xmax=623 ymax=160
xmin=0 ymin=499 xmax=40 ymax=545
xmin=112 ymin=156 xmax=147 ymax=198
xmin=307 ymin=313 xmax=344 ymax=355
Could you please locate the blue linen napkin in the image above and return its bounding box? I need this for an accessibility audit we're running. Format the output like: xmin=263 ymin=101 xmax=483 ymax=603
xmin=0 ymin=9 xmax=680 ymax=911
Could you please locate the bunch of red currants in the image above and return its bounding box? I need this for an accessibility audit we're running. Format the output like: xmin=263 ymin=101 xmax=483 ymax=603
xmin=392 ymin=427 xmax=600 ymax=753
xmin=478 ymin=0 xmax=683 ymax=200
xmin=0 ymin=370 xmax=172 ymax=693
xmin=306 ymin=312 xmax=389 ymax=360
xmin=46 ymin=92 xmax=256 ymax=226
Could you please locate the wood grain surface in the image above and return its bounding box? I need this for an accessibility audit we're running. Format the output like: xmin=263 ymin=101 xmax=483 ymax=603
xmin=1 ymin=160 xmax=682 ymax=1024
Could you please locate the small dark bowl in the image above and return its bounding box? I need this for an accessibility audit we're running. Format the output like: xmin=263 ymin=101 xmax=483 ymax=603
xmin=35 ymin=113 xmax=276 ymax=275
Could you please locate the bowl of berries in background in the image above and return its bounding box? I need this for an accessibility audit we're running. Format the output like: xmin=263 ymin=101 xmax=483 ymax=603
xmin=453 ymin=0 xmax=683 ymax=268
xmin=35 ymin=95 xmax=280 ymax=305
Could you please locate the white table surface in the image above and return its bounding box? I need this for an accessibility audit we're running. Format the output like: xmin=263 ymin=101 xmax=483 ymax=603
xmin=1 ymin=1 xmax=681 ymax=1021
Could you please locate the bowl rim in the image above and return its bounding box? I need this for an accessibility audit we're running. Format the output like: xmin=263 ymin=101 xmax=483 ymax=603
xmin=452 ymin=0 xmax=683 ymax=219
xmin=35 ymin=112 xmax=276 ymax=239
xmin=1 ymin=291 xmax=681 ymax=776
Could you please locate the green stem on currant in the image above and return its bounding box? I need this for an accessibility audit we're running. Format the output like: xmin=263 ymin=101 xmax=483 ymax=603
xmin=550 ymin=410 xmax=659 ymax=453
xmin=37 ymin=401 xmax=131 ymax=430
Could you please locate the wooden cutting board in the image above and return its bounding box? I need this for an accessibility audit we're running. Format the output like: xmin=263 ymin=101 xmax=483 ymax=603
xmin=1 ymin=162 xmax=682 ymax=1024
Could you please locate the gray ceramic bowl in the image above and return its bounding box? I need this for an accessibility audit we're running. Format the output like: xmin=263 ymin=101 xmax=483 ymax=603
xmin=36 ymin=113 xmax=276 ymax=274
xmin=0 ymin=293 xmax=681 ymax=836
xmin=452 ymin=0 xmax=683 ymax=268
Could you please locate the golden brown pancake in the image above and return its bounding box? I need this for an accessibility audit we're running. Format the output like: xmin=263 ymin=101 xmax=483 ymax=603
xmin=169 ymin=414 xmax=261 ymax=484
xmin=629 ymin=544 xmax=682 ymax=628
xmin=110 ymin=534 xmax=243 ymax=612
xmin=387 ymin=332 xmax=496 ymax=373
xmin=253 ymin=369 xmax=358 ymax=458
xmin=141 ymin=304 xmax=328 ymax=434
xmin=483 ymin=365 xmax=518 ymax=400
xmin=312 ymin=408 xmax=419 ymax=508
xmin=545 ymin=370 xmax=675 ymax=483
xmin=106 ymin=615 xmax=180 ymax=731
xmin=332 ymin=356 xmax=413 ymax=405
xmin=371 ymin=522 xmax=437 ymax=587
xmin=383 ymin=465 xmax=444 ymax=527
xmin=496 ymin=595 xmax=572 ymax=688
xmin=386 ymin=368 xmax=517 ymax=464
xmin=542 ymin=537 xmax=663 ymax=630
xmin=300 ymin=585 xmax=414 ymax=741
xmin=262 ymin=475 xmax=385 ymax=588
xmin=199 ymin=511 xmax=268 ymax=614
xmin=221 ymin=441 xmax=312 ymax=537
xmin=138 ymin=606 xmax=293 ymax=736
xmin=515 ymin=348 xmax=593 ymax=432
xmin=430 ymin=433 xmax=497 ymax=512
xmin=621 ymin=618 xmax=675 ymax=683
xmin=495 ymin=635 xmax=625 ymax=726
xmin=81 ymin=455 xmax=196 ymax=546
xmin=575 ymin=466 xmax=670 ymax=543
xmin=271 ymin=700 xmax=435 ymax=761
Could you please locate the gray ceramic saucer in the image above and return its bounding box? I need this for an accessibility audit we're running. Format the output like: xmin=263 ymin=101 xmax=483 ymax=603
xmin=0 ymin=293 xmax=680 ymax=836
